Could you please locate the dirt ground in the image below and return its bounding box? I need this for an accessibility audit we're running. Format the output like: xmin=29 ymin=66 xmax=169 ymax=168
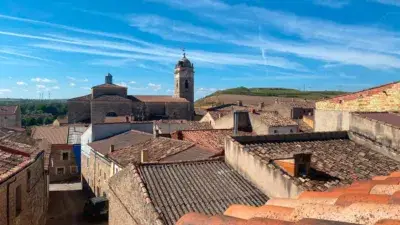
xmin=46 ymin=188 xmax=107 ymax=225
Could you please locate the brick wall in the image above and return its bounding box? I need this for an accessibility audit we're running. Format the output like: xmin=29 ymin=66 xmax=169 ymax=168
xmin=49 ymin=144 xmax=79 ymax=183
xmin=0 ymin=152 xmax=47 ymax=225
xmin=67 ymin=101 xmax=91 ymax=123
xmin=316 ymin=82 xmax=400 ymax=112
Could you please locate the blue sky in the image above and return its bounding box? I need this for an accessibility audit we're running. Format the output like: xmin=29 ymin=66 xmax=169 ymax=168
xmin=1 ymin=0 xmax=400 ymax=99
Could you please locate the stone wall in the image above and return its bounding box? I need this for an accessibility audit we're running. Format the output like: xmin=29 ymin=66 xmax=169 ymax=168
xmin=49 ymin=144 xmax=79 ymax=183
xmin=91 ymin=100 xmax=132 ymax=124
xmin=349 ymin=113 xmax=400 ymax=162
xmin=0 ymin=115 xmax=17 ymax=128
xmin=314 ymin=110 xmax=350 ymax=132
xmin=108 ymin=165 xmax=162 ymax=225
xmin=166 ymin=102 xmax=191 ymax=120
xmin=82 ymin=150 xmax=113 ymax=197
xmin=67 ymin=101 xmax=91 ymax=123
xmin=92 ymin=87 xmax=127 ymax=99
xmin=224 ymin=137 xmax=302 ymax=198
xmin=0 ymin=152 xmax=47 ymax=225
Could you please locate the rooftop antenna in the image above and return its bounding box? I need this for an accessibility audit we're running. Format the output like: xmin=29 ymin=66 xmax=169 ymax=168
xmin=182 ymin=47 xmax=186 ymax=58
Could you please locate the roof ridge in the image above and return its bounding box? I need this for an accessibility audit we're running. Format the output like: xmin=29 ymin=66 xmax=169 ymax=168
xmin=140 ymin=156 xmax=224 ymax=166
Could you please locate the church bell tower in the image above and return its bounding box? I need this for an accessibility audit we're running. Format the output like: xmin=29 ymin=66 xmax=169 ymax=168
xmin=174 ymin=52 xmax=194 ymax=116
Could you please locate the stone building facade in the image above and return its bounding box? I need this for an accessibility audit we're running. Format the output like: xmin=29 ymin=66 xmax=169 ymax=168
xmin=0 ymin=145 xmax=48 ymax=225
xmin=0 ymin=105 xmax=21 ymax=128
xmin=314 ymin=81 xmax=400 ymax=131
xmin=68 ymin=55 xmax=195 ymax=124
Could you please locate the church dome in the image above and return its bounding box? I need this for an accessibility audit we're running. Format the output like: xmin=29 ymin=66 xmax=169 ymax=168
xmin=175 ymin=54 xmax=193 ymax=68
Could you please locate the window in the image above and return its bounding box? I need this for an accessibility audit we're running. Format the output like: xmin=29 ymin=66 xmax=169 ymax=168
xmin=16 ymin=185 xmax=22 ymax=216
xmin=106 ymin=112 xmax=117 ymax=117
xmin=61 ymin=151 xmax=70 ymax=161
xmin=274 ymin=130 xmax=278 ymax=134
xmin=27 ymin=169 xmax=31 ymax=192
xmin=290 ymin=129 xmax=293 ymax=133
xmin=56 ymin=167 xmax=65 ymax=175
xmin=70 ymin=166 xmax=78 ymax=174
xmin=184 ymin=80 xmax=189 ymax=89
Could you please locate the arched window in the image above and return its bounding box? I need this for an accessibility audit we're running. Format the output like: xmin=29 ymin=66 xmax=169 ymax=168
xmin=184 ymin=80 xmax=189 ymax=89
xmin=106 ymin=112 xmax=117 ymax=117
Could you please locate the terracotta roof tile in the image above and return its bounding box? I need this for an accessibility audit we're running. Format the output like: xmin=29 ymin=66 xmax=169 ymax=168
xmin=156 ymin=120 xmax=213 ymax=133
xmin=0 ymin=105 xmax=18 ymax=115
xmin=31 ymin=126 xmax=69 ymax=144
xmin=0 ymin=144 xmax=31 ymax=182
xmin=93 ymin=95 xmax=130 ymax=101
xmin=92 ymin=83 xmax=126 ymax=89
xmin=255 ymin=112 xmax=298 ymax=127
xmin=68 ymin=94 xmax=91 ymax=101
xmin=175 ymin=171 xmax=400 ymax=225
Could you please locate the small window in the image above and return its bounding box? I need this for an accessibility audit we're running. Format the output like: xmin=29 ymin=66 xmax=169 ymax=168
xmin=27 ymin=170 xmax=31 ymax=192
xmin=70 ymin=166 xmax=78 ymax=174
xmin=16 ymin=185 xmax=22 ymax=216
xmin=61 ymin=151 xmax=69 ymax=161
xmin=56 ymin=167 xmax=65 ymax=175
xmin=290 ymin=129 xmax=293 ymax=133
xmin=106 ymin=112 xmax=117 ymax=117
xmin=184 ymin=80 xmax=189 ymax=89
xmin=274 ymin=130 xmax=278 ymax=134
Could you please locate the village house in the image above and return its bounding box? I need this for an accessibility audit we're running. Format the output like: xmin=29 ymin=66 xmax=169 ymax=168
xmin=0 ymin=105 xmax=21 ymax=128
xmin=314 ymin=81 xmax=400 ymax=132
xmin=154 ymin=119 xmax=213 ymax=134
xmin=108 ymin=158 xmax=269 ymax=225
xmin=0 ymin=143 xmax=48 ymax=225
xmin=31 ymin=125 xmax=87 ymax=183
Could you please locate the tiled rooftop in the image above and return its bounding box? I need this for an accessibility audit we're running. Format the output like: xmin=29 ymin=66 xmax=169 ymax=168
xmin=103 ymin=116 xmax=132 ymax=123
xmin=68 ymin=94 xmax=91 ymax=102
xmin=88 ymin=130 xmax=152 ymax=155
xmin=0 ymin=144 xmax=30 ymax=181
xmin=173 ymin=129 xmax=253 ymax=154
xmin=239 ymin=134 xmax=400 ymax=191
xmin=0 ymin=105 xmax=18 ymax=115
xmin=255 ymin=111 xmax=298 ymax=127
xmin=92 ymin=83 xmax=126 ymax=89
xmin=67 ymin=126 xmax=88 ymax=145
xmin=31 ymin=126 xmax=69 ymax=144
xmin=137 ymin=159 xmax=269 ymax=225
xmin=176 ymin=171 xmax=400 ymax=225
xmin=156 ymin=120 xmax=213 ymax=133
xmin=107 ymin=137 xmax=197 ymax=166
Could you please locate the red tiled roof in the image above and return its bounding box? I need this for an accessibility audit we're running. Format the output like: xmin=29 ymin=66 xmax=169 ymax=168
xmin=92 ymin=83 xmax=127 ymax=89
xmin=175 ymin=171 xmax=400 ymax=225
xmin=0 ymin=105 xmax=18 ymax=115
xmin=93 ymin=95 xmax=130 ymax=101
xmin=0 ymin=144 xmax=31 ymax=182
xmin=321 ymin=81 xmax=399 ymax=103
xmin=68 ymin=94 xmax=91 ymax=102
xmin=31 ymin=126 xmax=69 ymax=144
xmin=172 ymin=129 xmax=253 ymax=154
xmin=134 ymin=95 xmax=189 ymax=103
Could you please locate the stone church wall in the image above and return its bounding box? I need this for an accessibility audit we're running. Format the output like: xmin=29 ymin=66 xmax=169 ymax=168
xmin=131 ymin=102 xmax=147 ymax=121
xmin=91 ymin=101 xmax=132 ymax=124
xmin=166 ymin=102 xmax=191 ymax=120
xmin=92 ymin=87 xmax=127 ymax=99
xmin=67 ymin=101 xmax=91 ymax=123
xmin=144 ymin=103 xmax=166 ymax=118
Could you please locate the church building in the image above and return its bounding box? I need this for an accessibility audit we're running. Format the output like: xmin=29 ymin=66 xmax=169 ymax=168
xmin=67 ymin=54 xmax=195 ymax=124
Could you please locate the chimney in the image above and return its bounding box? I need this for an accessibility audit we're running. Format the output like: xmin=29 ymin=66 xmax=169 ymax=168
xmin=237 ymin=100 xmax=243 ymax=106
xmin=109 ymin=144 xmax=115 ymax=153
xmin=153 ymin=129 xmax=159 ymax=138
xmin=176 ymin=130 xmax=183 ymax=140
xmin=294 ymin=153 xmax=312 ymax=177
xmin=233 ymin=110 xmax=252 ymax=135
xmin=105 ymin=73 xmax=113 ymax=84
xmin=141 ymin=149 xmax=148 ymax=163
xmin=125 ymin=116 xmax=129 ymax=122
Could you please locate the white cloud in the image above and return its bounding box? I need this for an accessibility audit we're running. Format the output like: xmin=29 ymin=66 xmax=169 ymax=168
xmin=130 ymin=81 xmax=136 ymax=84
xmin=148 ymin=83 xmax=161 ymax=91
xmin=16 ymin=81 xmax=27 ymax=86
xmin=70 ymin=82 xmax=76 ymax=86
xmin=371 ymin=0 xmax=400 ymax=6
xmin=67 ymin=76 xmax=89 ymax=82
xmin=313 ymin=0 xmax=350 ymax=8
xmin=81 ymin=87 xmax=91 ymax=90
xmin=117 ymin=82 xmax=128 ymax=87
xmin=66 ymin=76 xmax=76 ymax=81
xmin=0 ymin=88 xmax=11 ymax=93
xmin=36 ymin=84 xmax=46 ymax=89
xmin=88 ymin=58 xmax=136 ymax=67
xmin=31 ymin=77 xmax=57 ymax=83
xmin=51 ymin=86 xmax=60 ymax=90
xmin=0 ymin=48 xmax=56 ymax=63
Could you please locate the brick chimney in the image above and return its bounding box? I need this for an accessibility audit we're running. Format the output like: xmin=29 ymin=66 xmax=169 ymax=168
xmin=109 ymin=144 xmax=115 ymax=153
xmin=233 ymin=110 xmax=252 ymax=135
xmin=141 ymin=149 xmax=149 ymax=163
xmin=294 ymin=153 xmax=312 ymax=177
